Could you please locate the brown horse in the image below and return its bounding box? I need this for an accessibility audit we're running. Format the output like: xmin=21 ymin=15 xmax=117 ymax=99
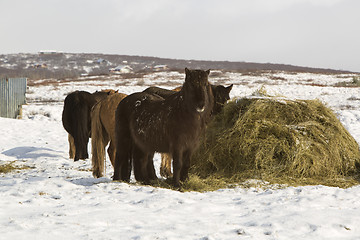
xmin=114 ymin=68 xmax=214 ymax=187
xmin=62 ymin=90 xmax=116 ymax=161
xmin=91 ymin=93 xmax=127 ymax=178
xmin=144 ymin=84 xmax=233 ymax=178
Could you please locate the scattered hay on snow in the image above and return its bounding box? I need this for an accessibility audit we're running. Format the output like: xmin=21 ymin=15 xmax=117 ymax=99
xmin=190 ymin=96 xmax=360 ymax=189
xmin=0 ymin=161 xmax=29 ymax=174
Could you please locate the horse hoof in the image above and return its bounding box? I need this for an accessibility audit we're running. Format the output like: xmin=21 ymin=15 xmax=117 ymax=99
xmin=175 ymin=186 xmax=184 ymax=192
xmin=92 ymin=170 xmax=103 ymax=178
xmin=160 ymin=168 xmax=173 ymax=179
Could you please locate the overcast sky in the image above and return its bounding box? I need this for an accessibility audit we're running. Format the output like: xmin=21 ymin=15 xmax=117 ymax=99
xmin=0 ymin=0 xmax=359 ymax=72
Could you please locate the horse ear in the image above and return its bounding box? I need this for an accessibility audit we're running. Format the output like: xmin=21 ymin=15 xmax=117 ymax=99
xmin=206 ymin=69 xmax=211 ymax=75
xmin=227 ymin=84 xmax=233 ymax=92
xmin=185 ymin=68 xmax=190 ymax=75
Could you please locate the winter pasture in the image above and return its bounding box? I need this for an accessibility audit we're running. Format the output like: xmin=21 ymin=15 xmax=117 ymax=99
xmin=1 ymin=70 xmax=360 ymax=239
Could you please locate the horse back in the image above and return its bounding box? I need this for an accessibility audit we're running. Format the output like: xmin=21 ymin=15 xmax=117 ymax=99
xmin=99 ymin=93 xmax=127 ymax=141
xmin=143 ymin=86 xmax=176 ymax=99
xmin=117 ymin=91 xmax=204 ymax=153
xmin=62 ymin=91 xmax=94 ymax=134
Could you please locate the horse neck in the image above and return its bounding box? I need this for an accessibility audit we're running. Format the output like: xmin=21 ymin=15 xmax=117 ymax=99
xmin=92 ymin=92 xmax=109 ymax=102
xmin=175 ymin=86 xmax=193 ymax=113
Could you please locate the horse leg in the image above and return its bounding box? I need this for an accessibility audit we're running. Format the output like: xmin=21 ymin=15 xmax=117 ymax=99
xmin=180 ymin=150 xmax=192 ymax=182
xmin=133 ymin=146 xmax=151 ymax=184
xmin=74 ymin=136 xmax=81 ymax=161
xmin=113 ymin=131 xmax=131 ymax=181
xmin=92 ymin=126 xmax=109 ymax=178
xmin=107 ymin=141 xmax=116 ymax=167
xmin=132 ymin=146 xmax=143 ymax=182
xmin=147 ymin=152 xmax=157 ymax=181
xmin=160 ymin=153 xmax=173 ymax=178
xmin=68 ymin=134 xmax=75 ymax=159
xmin=113 ymin=142 xmax=130 ymax=181
xmin=74 ymin=135 xmax=89 ymax=161
xmin=172 ymin=150 xmax=183 ymax=188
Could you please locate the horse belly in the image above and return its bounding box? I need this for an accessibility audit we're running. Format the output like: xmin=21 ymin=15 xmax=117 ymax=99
xmin=130 ymin=118 xmax=171 ymax=153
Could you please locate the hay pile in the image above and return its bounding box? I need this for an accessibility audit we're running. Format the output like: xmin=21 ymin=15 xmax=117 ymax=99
xmin=190 ymin=97 xmax=360 ymax=188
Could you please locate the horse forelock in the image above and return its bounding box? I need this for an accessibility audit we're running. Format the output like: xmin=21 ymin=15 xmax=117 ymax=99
xmin=182 ymin=69 xmax=213 ymax=115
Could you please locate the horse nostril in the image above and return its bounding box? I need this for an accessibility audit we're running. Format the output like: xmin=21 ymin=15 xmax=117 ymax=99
xmin=196 ymin=106 xmax=205 ymax=113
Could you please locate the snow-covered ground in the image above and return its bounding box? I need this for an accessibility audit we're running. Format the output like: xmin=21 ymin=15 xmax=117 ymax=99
xmin=1 ymin=71 xmax=360 ymax=239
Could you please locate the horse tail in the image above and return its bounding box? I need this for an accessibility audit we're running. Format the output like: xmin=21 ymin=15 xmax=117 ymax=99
xmin=91 ymin=101 xmax=109 ymax=178
xmin=73 ymin=98 xmax=91 ymax=161
xmin=62 ymin=92 xmax=91 ymax=161
xmin=62 ymin=96 xmax=74 ymax=159
xmin=160 ymin=153 xmax=173 ymax=178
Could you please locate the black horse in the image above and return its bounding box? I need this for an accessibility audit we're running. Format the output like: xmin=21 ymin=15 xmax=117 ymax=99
xmin=114 ymin=68 xmax=214 ymax=187
xmin=62 ymin=90 xmax=115 ymax=161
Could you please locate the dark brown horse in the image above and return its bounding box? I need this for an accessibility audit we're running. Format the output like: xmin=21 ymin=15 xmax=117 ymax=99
xmin=144 ymin=84 xmax=233 ymax=178
xmin=62 ymin=90 xmax=116 ymax=161
xmin=114 ymin=68 xmax=214 ymax=187
xmin=210 ymin=84 xmax=233 ymax=115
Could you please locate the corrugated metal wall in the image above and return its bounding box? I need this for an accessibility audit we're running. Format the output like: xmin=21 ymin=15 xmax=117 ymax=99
xmin=0 ymin=78 xmax=27 ymax=118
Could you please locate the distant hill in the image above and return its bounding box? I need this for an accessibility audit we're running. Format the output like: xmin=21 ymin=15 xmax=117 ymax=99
xmin=0 ymin=52 xmax=354 ymax=80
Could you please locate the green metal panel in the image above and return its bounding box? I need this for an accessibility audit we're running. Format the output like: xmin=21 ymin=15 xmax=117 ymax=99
xmin=0 ymin=78 xmax=27 ymax=118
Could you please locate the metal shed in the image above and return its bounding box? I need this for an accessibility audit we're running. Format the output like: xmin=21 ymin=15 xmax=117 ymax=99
xmin=0 ymin=77 xmax=27 ymax=119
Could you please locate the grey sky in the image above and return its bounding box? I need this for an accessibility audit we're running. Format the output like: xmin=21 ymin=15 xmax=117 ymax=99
xmin=0 ymin=0 xmax=359 ymax=72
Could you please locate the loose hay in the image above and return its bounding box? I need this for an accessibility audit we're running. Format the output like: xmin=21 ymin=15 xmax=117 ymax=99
xmin=0 ymin=161 xmax=29 ymax=174
xmin=0 ymin=162 xmax=17 ymax=174
xmin=190 ymin=97 xmax=360 ymax=189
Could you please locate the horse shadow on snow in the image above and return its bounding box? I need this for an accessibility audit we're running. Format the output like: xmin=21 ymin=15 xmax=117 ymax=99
xmin=2 ymin=146 xmax=64 ymax=159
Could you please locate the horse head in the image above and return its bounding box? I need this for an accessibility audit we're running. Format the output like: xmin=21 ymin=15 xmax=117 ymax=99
xmin=211 ymin=84 xmax=233 ymax=114
xmin=183 ymin=68 xmax=213 ymax=114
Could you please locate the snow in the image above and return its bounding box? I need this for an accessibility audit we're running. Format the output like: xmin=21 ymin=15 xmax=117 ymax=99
xmin=1 ymin=71 xmax=360 ymax=239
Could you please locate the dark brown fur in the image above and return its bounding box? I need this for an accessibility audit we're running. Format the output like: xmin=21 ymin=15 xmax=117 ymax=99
xmin=211 ymin=84 xmax=233 ymax=115
xmin=143 ymin=86 xmax=177 ymax=98
xmin=114 ymin=68 xmax=214 ymax=187
xmin=146 ymin=84 xmax=233 ymax=178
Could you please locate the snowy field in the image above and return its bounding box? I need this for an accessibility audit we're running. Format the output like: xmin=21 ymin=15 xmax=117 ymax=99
xmin=1 ymin=70 xmax=360 ymax=239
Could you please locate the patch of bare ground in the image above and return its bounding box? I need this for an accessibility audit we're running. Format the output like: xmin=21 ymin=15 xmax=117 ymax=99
xmin=269 ymin=76 xmax=287 ymax=81
xmin=254 ymin=79 xmax=270 ymax=85
xmin=119 ymin=72 xmax=146 ymax=79
xmin=300 ymin=78 xmax=327 ymax=87
xmin=348 ymin=96 xmax=360 ymax=101
xmin=27 ymin=73 xmax=148 ymax=87
xmin=114 ymin=80 xmax=133 ymax=87
xmin=305 ymin=83 xmax=329 ymax=87
xmin=334 ymin=76 xmax=360 ymax=88
xmin=339 ymin=105 xmax=357 ymax=110
xmin=334 ymin=83 xmax=360 ymax=88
